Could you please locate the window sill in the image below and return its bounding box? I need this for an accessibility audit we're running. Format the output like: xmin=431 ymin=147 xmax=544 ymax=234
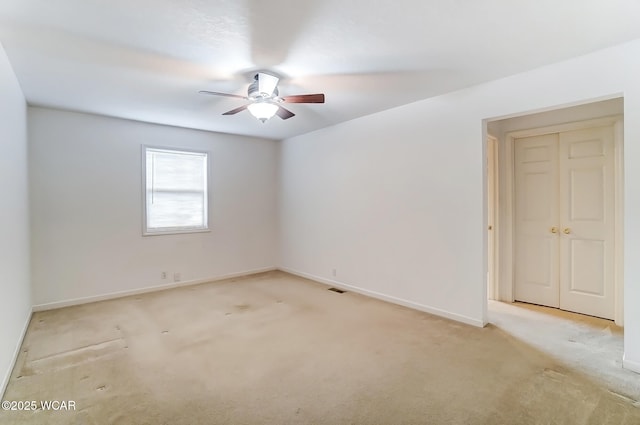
xmin=142 ymin=228 xmax=211 ymax=237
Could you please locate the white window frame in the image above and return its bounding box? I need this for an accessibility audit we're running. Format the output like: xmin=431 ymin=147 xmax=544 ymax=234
xmin=142 ymin=145 xmax=210 ymax=236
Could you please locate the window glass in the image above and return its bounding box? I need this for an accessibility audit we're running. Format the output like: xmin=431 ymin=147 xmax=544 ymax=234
xmin=144 ymin=147 xmax=208 ymax=235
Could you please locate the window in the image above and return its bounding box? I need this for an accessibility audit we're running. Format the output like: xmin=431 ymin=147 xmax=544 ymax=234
xmin=143 ymin=147 xmax=209 ymax=235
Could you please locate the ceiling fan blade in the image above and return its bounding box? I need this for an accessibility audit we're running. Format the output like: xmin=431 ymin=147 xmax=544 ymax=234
xmin=222 ymin=104 xmax=249 ymax=115
xmin=199 ymin=90 xmax=247 ymax=100
xmin=276 ymin=106 xmax=295 ymax=120
xmin=257 ymin=72 xmax=279 ymax=96
xmin=281 ymin=93 xmax=325 ymax=103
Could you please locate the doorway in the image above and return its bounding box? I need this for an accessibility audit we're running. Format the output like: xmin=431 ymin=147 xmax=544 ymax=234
xmin=487 ymin=98 xmax=624 ymax=325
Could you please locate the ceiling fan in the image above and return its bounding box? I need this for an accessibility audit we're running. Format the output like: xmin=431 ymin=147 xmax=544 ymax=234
xmin=199 ymin=72 xmax=325 ymax=123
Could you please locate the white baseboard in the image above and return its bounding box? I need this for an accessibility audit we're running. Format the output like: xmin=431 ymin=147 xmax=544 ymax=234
xmin=31 ymin=264 xmax=484 ymax=326
xmin=32 ymin=267 xmax=277 ymax=312
xmin=279 ymin=267 xmax=485 ymax=328
xmin=622 ymin=354 xmax=640 ymax=375
xmin=1 ymin=307 xmax=32 ymax=399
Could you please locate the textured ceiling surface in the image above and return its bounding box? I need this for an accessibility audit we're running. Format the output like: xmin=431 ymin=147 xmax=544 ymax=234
xmin=1 ymin=0 xmax=639 ymax=140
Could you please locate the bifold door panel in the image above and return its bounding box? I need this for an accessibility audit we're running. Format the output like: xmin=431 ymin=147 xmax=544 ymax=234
xmin=514 ymin=125 xmax=614 ymax=320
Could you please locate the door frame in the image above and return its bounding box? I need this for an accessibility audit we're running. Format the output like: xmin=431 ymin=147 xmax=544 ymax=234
xmin=487 ymin=135 xmax=499 ymax=300
xmin=495 ymin=115 xmax=624 ymax=325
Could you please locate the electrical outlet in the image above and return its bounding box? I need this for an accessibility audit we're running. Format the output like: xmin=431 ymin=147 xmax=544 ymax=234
xmin=173 ymin=272 xmax=181 ymax=282
xmin=161 ymin=272 xmax=167 ymax=279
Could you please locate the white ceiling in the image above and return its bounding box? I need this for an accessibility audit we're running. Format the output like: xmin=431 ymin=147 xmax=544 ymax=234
xmin=1 ymin=0 xmax=639 ymax=140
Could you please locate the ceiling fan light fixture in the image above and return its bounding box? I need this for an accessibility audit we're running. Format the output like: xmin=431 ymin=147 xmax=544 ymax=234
xmin=199 ymin=73 xmax=324 ymax=122
xmin=247 ymin=102 xmax=279 ymax=123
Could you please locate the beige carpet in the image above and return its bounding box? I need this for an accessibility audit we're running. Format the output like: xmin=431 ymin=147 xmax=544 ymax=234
xmin=1 ymin=271 xmax=639 ymax=424
xmin=489 ymin=300 xmax=639 ymax=401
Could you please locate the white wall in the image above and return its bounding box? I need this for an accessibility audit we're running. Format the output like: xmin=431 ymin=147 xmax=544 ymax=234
xmin=279 ymin=38 xmax=640 ymax=372
xmin=29 ymin=107 xmax=279 ymax=307
xmin=0 ymin=43 xmax=31 ymax=395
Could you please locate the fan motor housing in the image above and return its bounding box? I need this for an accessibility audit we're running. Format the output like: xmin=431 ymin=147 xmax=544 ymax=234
xmin=248 ymin=79 xmax=278 ymax=99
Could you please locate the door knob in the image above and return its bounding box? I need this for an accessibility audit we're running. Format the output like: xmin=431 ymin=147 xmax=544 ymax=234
xmin=550 ymin=227 xmax=558 ymax=234
xmin=563 ymin=228 xmax=571 ymax=234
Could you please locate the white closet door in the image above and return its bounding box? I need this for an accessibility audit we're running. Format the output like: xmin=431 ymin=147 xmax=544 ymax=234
xmin=514 ymin=133 xmax=560 ymax=308
xmin=558 ymin=126 xmax=615 ymax=319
